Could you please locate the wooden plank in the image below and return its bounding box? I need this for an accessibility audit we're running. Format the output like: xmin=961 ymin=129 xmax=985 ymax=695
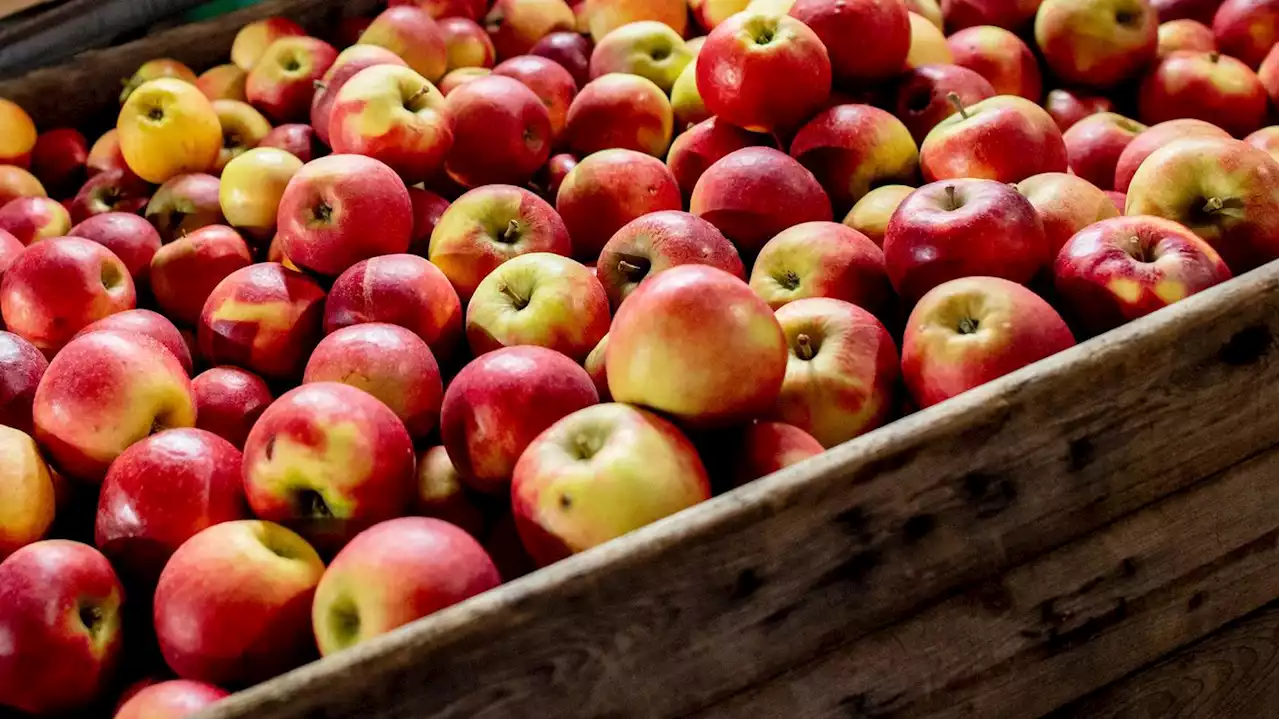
xmin=698 ymin=448 xmax=1278 ymax=718
xmin=1051 ymin=603 xmax=1278 ymax=719
xmin=198 ymin=261 xmax=1279 ymax=719
xmin=0 ymin=0 xmax=52 ymax=21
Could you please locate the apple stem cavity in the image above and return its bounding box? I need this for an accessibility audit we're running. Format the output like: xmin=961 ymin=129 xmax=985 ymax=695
xmin=407 ymin=85 xmax=432 ymax=106
xmin=957 ymin=317 xmax=980 ymax=335
xmin=312 ymin=201 xmax=334 ymax=224
xmin=946 ymin=92 xmax=970 ymax=120
xmin=297 ymin=489 xmax=333 ymax=519
xmin=78 ymin=603 xmax=104 ymax=638
xmin=795 ymin=333 xmax=816 ymax=360
xmin=1208 ymin=52 xmax=1221 ymax=63
xmin=1202 ymin=196 xmax=1226 ymax=213
xmin=497 ymin=281 xmax=529 ymax=310
xmin=617 ymin=258 xmax=649 ymax=282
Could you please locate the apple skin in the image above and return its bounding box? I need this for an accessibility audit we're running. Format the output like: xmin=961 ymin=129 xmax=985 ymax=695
xmin=588 ymin=20 xmax=692 ymax=92
xmin=33 ymin=330 xmax=195 ymax=482
xmin=696 ymin=11 xmax=831 ymax=133
xmin=1044 ymin=88 xmax=1114 ymax=131
xmin=1105 ymin=189 xmax=1127 ymax=212
xmin=608 ymin=265 xmax=787 ymax=427
xmin=511 ymin=402 xmax=709 ymax=565
xmin=212 ymin=100 xmax=272 ymax=174
xmin=946 ymin=26 xmax=1042 ymax=101
xmin=85 ymin=130 xmax=130 ymax=179
xmin=920 ymin=95 xmax=1069 ymax=183
xmin=535 ymin=153 xmax=578 ymax=201
xmin=390 ymin=0 xmax=487 ymax=21
xmin=0 ymin=197 xmax=70 ymax=246
xmin=595 ymin=210 xmax=743 ymax=309
xmin=670 ymin=55 xmax=709 ymax=130
xmin=1259 ymin=43 xmax=1278 ymax=102
xmin=0 ymin=426 xmax=56 ymax=558
xmin=908 ymin=12 xmax=955 ymax=70
xmin=666 ymin=117 xmax=770 ymax=200
xmin=583 ymin=0 xmax=688 ymax=40
xmin=304 ymin=323 xmax=444 ymax=440
xmin=260 ymin=124 xmax=323 ymax=164
xmin=1138 ymin=51 xmax=1269 ymax=138
xmin=584 ymin=333 xmax=611 ymax=400
xmin=443 ymin=75 xmax=553 ymax=188
xmin=231 ymin=17 xmax=306 ymax=71
xmin=556 ymin=148 xmax=681 ymax=259
xmin=243 ymin=382 xmax=417 ymax=549
xmin=219 ymin=147 xmax=304 ymax=237
xmin=0 ymin=540 xmax=123 ymax=715
xmin=113 ymin=679 xmax=229 ymax=719
xmin=330 ymin=65 xmax=453 ymax=185
xmin=119 ymin=78 xmax=221 ymax=184
xmin=153 ymin=520 xmax=323 ymax=686
xmin=884 ymin=179 xmax=1050 ymax=301
xmin=144 ymin=172 xmax=223 ymax=243
xmin=892 ymin=64 xmax=995 ymax=144
xmin=312 ymin=517 xmax=500 ymax=655
xmin=190 ymin=366 xmax=272 ymax=452
xmin=406 ymin=187 xmax=451 ymax=257
xmin=492 ymin=55 xmax=579 ymax=143
xmin=773 ymin=297 xmax=899 ymax=447
xmin=531 ymin=31 xmax=594 ymax=88
xmin=1153 ymin=0 xmax=1219 ymax=23
xmin=69 ymin=213 xmax=162 ymax=289
xmin=414 ymin=445 xmax=488 ymax=538
xmin=902 ymin=276 xmax=1075 ymax=408
xmin=728 ymin=421 xmax=823 ymax=487
xmin=439 ymin=67 xmax=493 ymax=95
xmin=1157 ymin=18 xmax=1216 ymax=56
xmin=1245 ymin=125 xmax=1279 ymax=161
xmin=67 ymin=171 xmax=151 ymax=228
xmin=95 ymin=428 xmax=247 ymax=588
xmin=484 ymin=0 xmax=578 ymax=60
xmin=1016 ymin=172 xmax=1121 ymax=253
xmin=842 ymin=184 xmax=914 ymax=247
xmin=1114 ymin=118 xmax=1230 ymax=192
xmin=1125 ymin=136 xmax=1279 ymax=272
xmin=565 ymin=73 xmax=674 ymax=157
xmin=750 ymin=221 xmax=891 ymax=314
xmin=245 ymin=36 xmax=339 ymax=124
xmin=197 ymin=63 xmax=248 ymax=103
xmin=0 ymin=236 xmax=136 ymax=355
xmin=197 ymin=262 xmax=326 ymax=381
xmin=789 ymin=104 xmax=919 ymax=213
xmin=310 ymin=44 xmax=410 ymax=148
xmin=0 ymin=99 xmax=35 ymax=169
xmin=30 ymin=128 xmax=88 ymax=197
xmin=789 ymin=0 xmax=910 ymax=84
xmin=0 ymin=331 xmax=46 ymax=434
xmin=1063 ymin=113 xmax=1147 ymax=191
xmin=940 ymin=0 xmax=1040 ymax=30
xmin=466 ymin=252 xmax=610 ymax=361
xmin=150 ymin=225 xmax=254 ymax=328
xmin=1034 ymin=0 xmax=1159 ymax=89
xmin=76 ymin=309 xmax=193 ymax=376
xmin=429 ymin=184 xmax=572 ymax=301
xmin=1213 ymin=0 xmax=1278 ymax=68
xmin=1054 ymin=215 xmax=1232 ymax=334
xmin=691 ymin=0 xmax=752 ymax=31
xmin=441 ymin=18 xmax=497 ymax=70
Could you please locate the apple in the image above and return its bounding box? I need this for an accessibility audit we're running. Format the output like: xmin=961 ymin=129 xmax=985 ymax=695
xmin=0 ymin=331 xmax=46 ymax=434
xmin=902 ymin=275 xmax=1075 ymax=407
xmin=113 ymin=680 xmax=230 ymax=719
xmin=690 ymin=146 xmax=832 ymax=258
xmin=1260 ymin=43 xmax=1278 ymax=102
xmin=941 ymin=0 xmax=1041 ymax=29
xmin=0 ymin=540 xmax=123 ymax=714
xmin=390 ymin=0 xmax=487 ymax=21
xmin=258 ymin=123 xmax=322 ymax=163
xmin=1063 ymin=113 xmax=1147 ymax=190
xmin=86 ymin=130 xmax=129 ymax=178
xmin=1016 ymin=172 xmax=1121 ymax=253
xmin=439 ymin=67 xmax=493 ymax=95
xmin=584 ymin=333 xmax=611 ymax=400
xmin=196 ymin=63 xmax=248 ymax=102
xmin=310 ymin=44 xmax=410 ymax=148
xmin=588 ymin=20 xmax=692 ymax=92
xmin=118 ymin=78 xmax=221 ymax=184
xmin=1213 ymin=0 xmax=1277 ymax=68
xmin=789 ymin=0 xmax=910 ymax=85
xmin=153 ymin=520 xmax=323 ymax=685
xmin=789 ymin=104 xmax=919 ymax=213
xmin=407 ymin=187 xmax=451 ymax=256
xmin=1245 ymin=125 xmax=1279 ymax=160
xmin=0 ymin=227 xmax=19 ymax=273
xmin=535 ymin=152 xmax=578 ymax=200
xmin=61 ymin=215 xmax=158 ymax=293
xmin=329 ymin=65 xmax=453 ymax=185
xmin=68 ymin=169 xmax=151 ymax=224
xmin=556 ymin=148 xmax=681 ymax=259
xmin=212 ymin=99 xmax=272 ymax=173
xmin=920 ymin=94 xmax=1069 ymax=183
xmin=884 ymin=179 xmax=1050 ymax=301
xmin=1114 ymin=118 xmax=1230 ymax=192
xmin=231 ymin=17 xmax=306 ymax=71
xmin=441 ymin=345 xmax=599 ymax=493
xmin=1106 ymin=190 xmax=1128 ymax=212
xmin=119 ymin=58 xmax=198 ymax=105
xmin=440 ymin=18 xmax=497 ymax=72
xmin=30 ymin=128 xmax=88 ymax=196
xmin=773 ymin=297 xmax=898 ymax=447
xmin=414 ymin=445 xmax=488 ymax=537
xmin=443 ymin=75 xmax=552 ymax=188
xmin=466 ymin=252 xmax=610 ymax=361
xmin=1036 ymin=0 xmax=1159 ymax=89
xmin=0 ymin=237 xmax=135 ymax=354
xmin=245 ymin=36 xmax=338 ymax=123
xmin=946 ymin=26 xmax=1042 ymax=101
xmin=696 ymin=10 xmax=831 ymax=133
xmin=1152 ymin=0 xmax=1219 ymax=23
xmin=304 ymin=323 xmax=444 ymax=440
xmin=492 ymin=54 xmax=579 ymax=143
xmin=1138 ymin=51 xmax=1269 ymax=138
xmin=0 ymin=166 xmax=44 ymax=210
xmin=511 ymin=402 xmax=710 ymax=565
xmin=1125 ymin=136 xmax=1279 ymax=272
xmin=312 ymin=517 xmax=500 ymax=655
xmin=665 ymin=117 xmax=769 ymax=199
xmin=219 ymin=147 xmax=304 ymax=237
xmin=1054 ymin=215 xmax=1232 ymax=334
xmin=842 ymin=184 xmax=914 ymax=247
xmin=595 ymin=210 xmax=743 ymax=308
xmin=565 ymin=73 xmax=674 ymax=157
xmin=905 ymin=11 xmax=954 ymax=68
xmin=0 ymin=99 xmax=35 ymax=168
xmin=34 ymin=330 xmax=195 ymax=482
xmin=1045 ymin=88 xmax=1116 ymax=130
xmin=582 ymin=0 xmax=688 ymax=41
xmin=484 ymin=0 xmax=578 ymax=59
xmin=145 ymin=172 xmax=223 ymax=242
xmin=429 ymin=184 xmax=572 ymax=300
xmin=1157 ymin=18 xmax=1216 ymax=55
xmin=0 ymin=426 xmax=55 ymax=557
xmin=150 ymin=225 xmax=254 ymax=327
xmin=725 ymin=421 xmax=823 ymax=487
xmin=691 ymin=0 xmax=752 ymax=30
xmin=0 ymin=197 xmax=70 ymax=246
xmin=361 ymin=6 xmax=449 ymax=81
xmin=892 ymin=64 xmax=995 ymax=144
xmin=750 ymin=221 xmax=890 ymax=314
xmin=531 ymin=31 xmax=594 ymax=88
xmin=76 ymin=309 xmax=193 ymax=375
xmin=670 ymin=55 xmax=709 ymax=130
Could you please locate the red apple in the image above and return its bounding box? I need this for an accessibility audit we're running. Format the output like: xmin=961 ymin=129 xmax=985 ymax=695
xmin=414 ymin=445 xmax=488 ymax=537
xmin=1245 ymin=125 xmax=1279 ymax=160
xmin=1153 ymin=0 xmax=1219 ymax=23
xmin=113 ymin=680 xmax=229 ymax=719
xmin=530 ymin=30 xmax=594 ymax=88
xmin=564 ymin=73 xmax=674 ymax=157
xmin=1138 ymin=51 xmax=1269 ymax=138
xmin=666 ymin=117 xmax=769 ymax=199
xmin=68 ymin=212 xmax=162 ymax=287
xmin=406 ymin=187 xmax=451 ymax=256
xmin=555 ymin=148 xmax=681 ymax=259
xmin=257 ymin=123 xmax=323 ymax=163
xmin=245 ymin=36 xmax=338 ymax=123
xmin=1044 ymin=88 xmax=1114 ymax=130
xmin=0 ymin=197 xmax=71 ymax=246
xmin=946 ymin=26 xmax=1042 ymax=100
xmin=941 ymin=0 xmax=1040 ymax=29
xmin=1114 ymin=117 xmax=1231 ymax=192
xmin=493 ymin=55 xmax=578 ymax=143
xmin=150 ymin=224 xmax=254 ymax=327
xmin=361 ymin=6 xmax=449 ymax=82
xmin=789 ymin=104 xmax=919 ymax=213
xmin=1157 ymin=18 xmax=1217 ymax=56
xmin=310 ymin=45 xmax=409 ymax=148
xmin=439 ymin=67 xmax=492 ymax=95
xmin=729 ymin=421 xmax=824 ymax=486
xmin=197 ymin=63 xmax=248 ymax=103
xmin=443 ymin=75 xmax=552 ymax=187
xmin=1259 ymin=43 xmax=1278 ymax=102
xmin=144 ymin=172 xmax=223 ymax=243
xmin=1213 ymin=0 xmax=1277 ymax=68
xmin=595 ymin=210 xmax=742 ymax=309
xmin=76 ymin=309 xmax=193 ymax=375
xmin=1063 ymin=113 xmax=1147 ymax=190
xmin=1106 ymin=189 xmax=1127 ymax=212
xmin=69 ymin=168 xmax=151 ymax=224
xmin=892 ymin=63 xmax=995 ymax=144
xmin=390 ymin=0 xmax=487 ymax=21
xmin=1035 ymin=0 xmax=1159 ymax=89
xmin=1016 ymin=172 xmax=1121 ymax=253
xmin=0 ymin=426 xmax=56 ymax=557
xmin=902 ymin=275 xmax=1075 ymax=407
xmin=535 ymin=152 xmax=577 ymax=200
xmin=231 ymin=17 xmax=306 ymax=71
xmin=750 ymin=221 xmax=890 ymax=313
xmin=191 ymin=366 xmax=272 ymax=451
xmin=920 ymin=95 xmax=1069 ymax=183
xmin=30 ymin=129 xmax=88 ymax=196
xmin=584 ymin=333 xmax=610 ymax=400
xmin=0 ymin=331 xmax=46 ymax=434
xmin=484 ymin=0 xmax=577 ymax=60
xmin=85 ymin=130 xmax=129 ymax=178
xmin=329 ymin=65 xmax=453 ymax=185
xmin=582 ymin=0 xmax=688 ymax=41
xmin=789 ymin=0 xmax=910 ymax=84
xmin=441 ymin=17 xmax=497 ymax=70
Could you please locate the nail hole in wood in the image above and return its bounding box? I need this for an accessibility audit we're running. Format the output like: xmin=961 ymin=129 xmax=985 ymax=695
xmin=1218 ymin=325 xmax=1271 ymax=366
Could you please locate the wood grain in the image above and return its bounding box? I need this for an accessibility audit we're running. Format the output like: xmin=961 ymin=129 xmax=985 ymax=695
xmin=1052 ymin=604 xmax=1278 ymax=719
xmin=197 ymin=262 xmax=1278 ymax=719
xmin=698 ymin=449 xmax=1277 ymax=718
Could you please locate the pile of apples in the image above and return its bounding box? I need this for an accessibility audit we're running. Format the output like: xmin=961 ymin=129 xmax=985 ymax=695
xmin=0 ymin=0 xmax=1277 ymax=714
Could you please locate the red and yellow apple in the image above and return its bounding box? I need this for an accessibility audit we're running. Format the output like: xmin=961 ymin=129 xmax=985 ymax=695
xmin=1016 ymin=172 xmax=1120 ymax=253
xmin=1212 ymin=0 xmax=1277 ymax=68
xmin=245 ymin=36 xmax=338 ymax=123
xmin=492 ymin=54 xmax=579 ymax=143
xmin=150 ymin=224 xmax=253 ymax=327
xmin=588 ymin=20 xmax=693 ymax=92
xmin=1063 ymin=112 xmax=1146 ymax=190
xmin=920 ymin=94 xmax=1069 ymax=183
xmin=1138 ymin=51 xmax=1269 ymax=138
xmin=842 ymin=184 xmax=914 ymax=247
xmin=892 ymin=63 xmax=995 ymax=144
xmin=556 ymin=148 xmax=681 ymax=259
xmin=0 ymin=426 xmax=56 ymax=558
xmin=0 ymin=197 xmax=70 ymax=246
xmin=1043 ymin=87 xmax=1114 ymax=130
xmin=789 ymin=104 xmax=919 ymax=213
xmin=145 ymin=172 xmax=223 ymax=242
xmin=1157 ymin=18 xmax=1216 ymax=55
xmin=1035 ymin=0 xmax=1159 ymax=88
xmin=219 ymin=147 xmax=303 ymax=237
xmin=114 ymin=680 xmax=229 ymax=719
xmin=484 ymin=0 xmax=578 ymax=59
xmin=444 ymin=75 xmax=552 ymax=187
xmin=75 ymin=309 xmax=193 ymax=375
xmin=565 ymin=73 xmax=674 ymax=157
xmin=196 ymin=63 xmax=248 ymax=102
xmin=0 ymin=99 xmax=36 ymax=169
xmin=1113 ymin=117 xmax=1230 ymax=192
xmin=0 ymin=331 xmax=46 ymax=434
xmin=360 ymin=6 xmax=449 ymax=81
xmin=595 ymin=209 xmax=743 ymax=308
xmin=789 ymin=0 xmax=910 ymax=84
xmin=192 ymin=366 xmax=273 ymax=450
xmin=946 ymin=26 xmax=1042 ymax=100
xmin=750 ymin=221 xmax=890 ymax=313
xmin=329 ymin=65 xmax=453 ymax=185
xmin=728 ymin=421 xmax=823 ymax=486
xmin=231 ymin=16 xmax=306 ymax=71
xmin=118 ymin=78 xmax=222 ymax=184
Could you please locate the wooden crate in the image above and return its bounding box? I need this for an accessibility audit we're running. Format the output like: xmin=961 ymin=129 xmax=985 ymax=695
xmin=0 ymin=3 xmax=1274 ymax=716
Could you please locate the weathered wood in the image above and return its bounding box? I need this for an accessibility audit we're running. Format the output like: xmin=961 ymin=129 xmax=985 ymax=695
xmin=1052 ymin=603 xmax=1278 ymax=719
xmin=698 ymin=448 xmax=1278 ymax=718
xmin=197 ymin=263 xmax=1278 ymax=719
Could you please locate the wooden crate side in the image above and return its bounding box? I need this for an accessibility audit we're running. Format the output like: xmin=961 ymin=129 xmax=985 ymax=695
xmin=200 ymin=263 xmax=1278 ymax=719
xmin=698 ymin=449 xmax=1278 ymax=718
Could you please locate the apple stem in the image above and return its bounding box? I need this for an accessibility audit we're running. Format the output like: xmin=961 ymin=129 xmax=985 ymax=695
xmin=497 ymin=281 xmax=528 ymax=310
xmin=501 ymin=219 xmax=521 ymax=243
xmin=407 ymin=85 xmax=432 ymax=105
xmin=617 ymin=259 xmax=646 ymax=281
xmin=313 ymin=79 xmax=327 ymax=92
xmin=795 ymin=333 xmax=815 ymax=360
xmin=946 ymin=92 xmax=970 ymax=120
xmin=945 ymin=184 xmax=960 ymax=211
xmin=957 ymin=317 xmax=979 ymax=335
xmin=1202 ymin=196 xmax=1226 ymax=213
xmin=1208 ymin=52 xmax=1221 ymax=63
